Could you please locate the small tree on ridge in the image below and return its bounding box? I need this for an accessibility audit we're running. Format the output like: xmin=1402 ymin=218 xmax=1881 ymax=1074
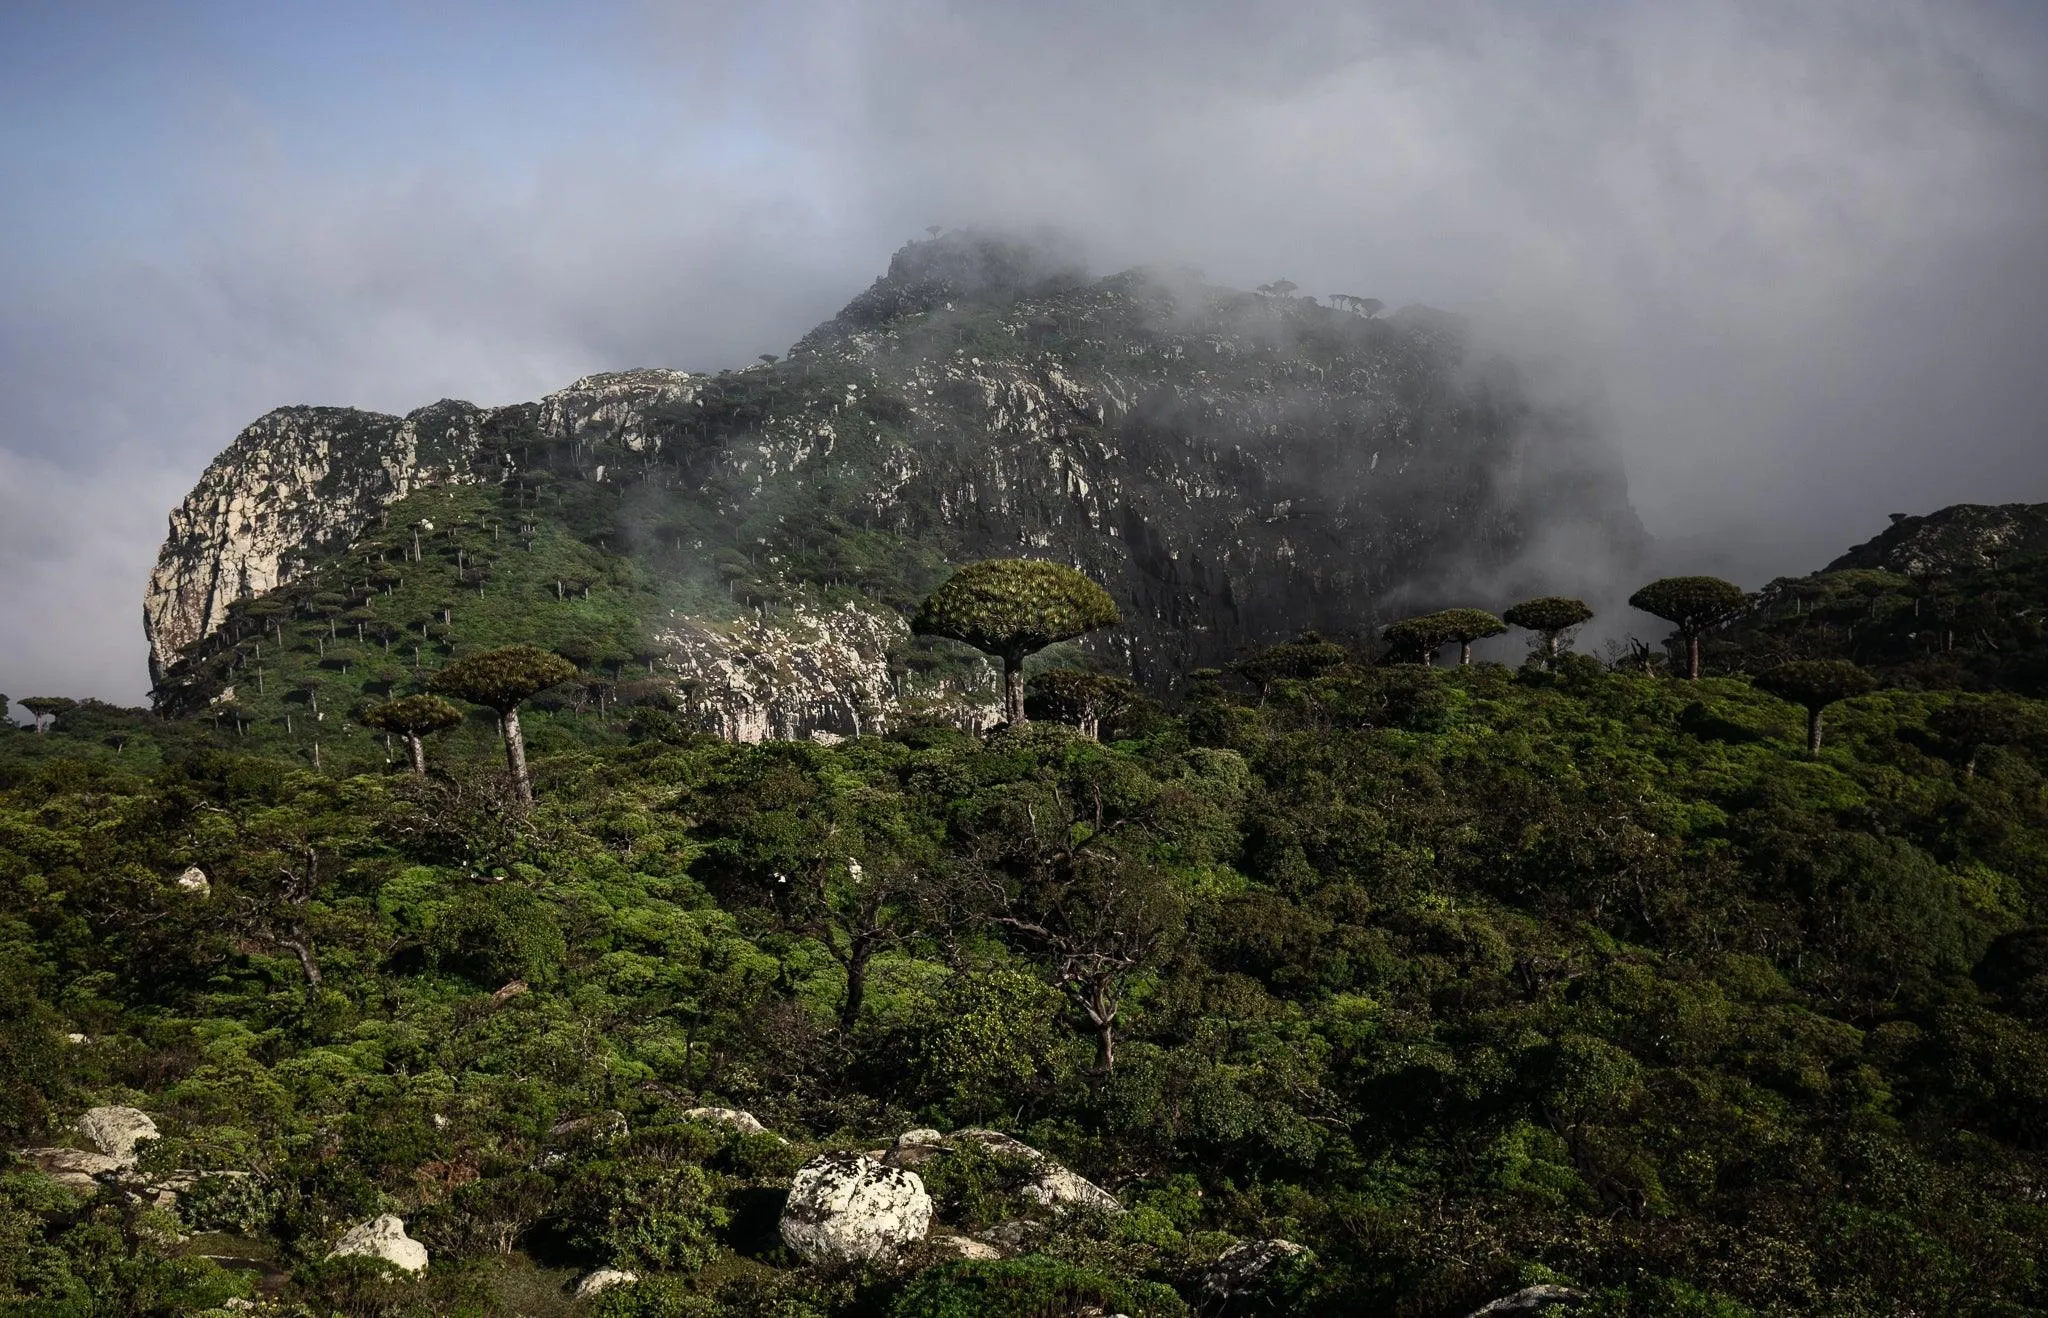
xmin=1629 ymin=576 xmax=1748 ymax=679
xmin=430 ymin=645 xmax=577 ymax=805
xmin=913 ymin=559 xmax=1121 ymax=726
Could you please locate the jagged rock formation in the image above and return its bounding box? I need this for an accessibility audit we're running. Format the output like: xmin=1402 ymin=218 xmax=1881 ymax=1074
xmin=1828 ymin=503 xmax=2048 ymax=577
xmin=144 ymin=401 xmax=495 ymax=683
xmin=147 ymin=232 xmax=1644 ymax=735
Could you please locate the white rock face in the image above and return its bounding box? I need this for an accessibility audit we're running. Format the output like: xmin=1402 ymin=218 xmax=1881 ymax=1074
xmin=175 ymin=866 xmax=210 ymax=896
xmin=540 ymin=370 xmax=698 ymax=455
xmin=143 ymin=399 xmax=493 ymax=679
xmin=573 ymin=1268 xmax=640 ymax=1298
xmin=78 ymin=1106 xmax=158 ymax=1167
xmin=680 ymin=1107 xmax=772 ymax=1136
xmin=328 ymin=1214 xmax=428 ymax=1274
xmin=1204 ymin=1239 xmax=1311 ymax=1298
xmin=780 ymin=1152 xmax=933 ymax=1264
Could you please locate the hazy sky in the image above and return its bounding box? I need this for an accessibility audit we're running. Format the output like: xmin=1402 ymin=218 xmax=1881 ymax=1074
xmin=4 ymin=0 xmax=2046 ymax=705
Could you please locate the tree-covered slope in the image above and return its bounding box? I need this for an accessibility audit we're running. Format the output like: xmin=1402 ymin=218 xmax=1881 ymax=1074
xmin=2 ymin=626 xmax=2045 ymax=1314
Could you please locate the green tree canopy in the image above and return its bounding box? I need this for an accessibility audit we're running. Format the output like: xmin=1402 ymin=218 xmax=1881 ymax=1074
xmin=360 ymin=694 xmax=466 ymax=776
xmin=1503 ymin=596 xmax=1595 ymax=658
xmin=1435 ymin=608 xmax=1508 ymax=665
xmin=913 ymin=559 xmax=1120 ymax=725
xmin=430 ymin=645 xmax=577 ymax=803
xmin=1230 ymin=631 xmax=1351 ymax=690
xmin=19 ymin=696 xmax=77 ymax=735
xmin=1754 ymin=659 xmax=1877 ymax=754
xmin=1381 ymin=614 xmax=1455 ymax=665
xmin=1629 ymin=576 xmax=1749 ymax=678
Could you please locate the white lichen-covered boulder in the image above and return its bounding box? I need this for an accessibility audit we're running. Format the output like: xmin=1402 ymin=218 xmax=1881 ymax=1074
xmin=1468 ymin=1285 xmax=1589 ymax=1315
xmin=574 ymin=1268 xmax=640 ymax=1298
xmin=327 ymin=1214 xmax=428 ymax=1274
xmin=681 ymin=1106 xmax=776 ymax=1138
xmin=780 ymin=1152 xmax=933 ymax=1263
xmin=926 ymin=1233 xmax=1003 ymax=1260
xmin=78 ymin=1106 xmax=159 ymax=1167
xmin=1204 ymin=1238 xmax=1311 ymax=1298
xmin=886 ymin=1128 xmax=1122 ymax=1215
xmin=176 ymin=866 xmax=211 ymax=896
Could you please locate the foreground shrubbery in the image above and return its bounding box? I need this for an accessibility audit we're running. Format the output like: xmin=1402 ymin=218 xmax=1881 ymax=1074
xmin=0 ymin=647 xmax=2044 ymax=1315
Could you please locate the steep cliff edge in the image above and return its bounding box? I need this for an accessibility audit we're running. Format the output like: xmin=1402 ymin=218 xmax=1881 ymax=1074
xmin=146 ymin=233 xmax=1644 ymax=742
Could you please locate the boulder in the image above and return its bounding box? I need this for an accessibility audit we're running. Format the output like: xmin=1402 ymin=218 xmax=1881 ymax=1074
xmin=176 ymin=866 xmax=211 ymax=896
xmin=681 ymin=1106 xmax=776 ymax=1138
xmin=19 ymin=1147 xmax=123 ymax=1192
xmin=887 ymin=1128 xmax=1122 ymax=1215
xmin=1204 ymin=1239 xmax=1311 ymax=1298
xmin=780 ymin=1152 xmax=933 ymax=1264
xmin=574 ymin=1268 xmax=640 ymax=1298
xmin=328 ymin=1214 xmax=428 ymax=1274
xmin=1468 ymin=1285 xmax=1589 ymax=1315
xmin=78 ymin=1106 xmax=159 ymax=1167
xmin=64 ymin=1033 xmax=88 ymax=1045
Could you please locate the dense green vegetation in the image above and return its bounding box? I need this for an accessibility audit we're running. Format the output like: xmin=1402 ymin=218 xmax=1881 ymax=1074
xmin=4 ymin=550 xmax=2047 ymax=1315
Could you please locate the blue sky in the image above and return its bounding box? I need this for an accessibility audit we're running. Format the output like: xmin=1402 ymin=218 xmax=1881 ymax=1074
xmin=4 ymin=0 xmax=2047 ymax=703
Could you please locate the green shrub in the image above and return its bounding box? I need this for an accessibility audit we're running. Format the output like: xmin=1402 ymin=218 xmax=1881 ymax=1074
xmin=888 ymin=1256 xmax=1187 ymax=1318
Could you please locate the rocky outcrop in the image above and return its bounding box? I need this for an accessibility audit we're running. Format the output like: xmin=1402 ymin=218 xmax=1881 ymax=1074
xmin=884 ymin=1128 xmax=1121 ymax=1215
xmin=328 ymin=1214 xmax=428 ymax=1274
xmin=780 ymin=1152 xmax=933 ymax=1263
xmin=1828 ymin=503 xmax=2048 ymax=578
xmin=659 ymin=603 xmax=911 ymax=743
xmin=148 ymin=233 xmax=1643 ymax=715
xmin=1204 ymin=1239 xmax=1311 ymax=1299
xmin=19 ymin=1147 xmax=123 ymax=1193
xmin=1468 ymin=1285 xmax=1588 ymax=1315
xmin=78 ymin=1106 xmax=158 ymax=1166
xmin=175 ymin=866 xmax=210 ymax=896
xmin=574 ymin=1268 xmax=640 ymax=1298
xmin=680 ymin=1107 xmax=774 ymax=1137
xmin=144 ymin=400 xmax=495 ymax=681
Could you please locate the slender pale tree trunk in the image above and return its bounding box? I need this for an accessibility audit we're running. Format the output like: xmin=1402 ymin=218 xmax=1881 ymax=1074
xmin=1459 ymin=641 xmax=1474 ymax=666
xmin=1687 ymin=633 xmax=1703 ymax=680
xmin=406 ymin=733 xmax=426 ymax=776
xmin=501 ymin=708 xmax=533 ymax=805
xmin=1807 ymin=707 xmax=1825 ymax=755
xmin=1004 ymin=654 xmax=1028 ymax=726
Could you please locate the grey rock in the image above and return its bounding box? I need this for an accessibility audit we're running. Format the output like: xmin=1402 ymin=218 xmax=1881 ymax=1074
xmin=780 ymin=1152 xmax=933 ymax=1264
xmin=573 ymin=1268 xmax=640 ymax=1298
xmin=926 ymin=1233 xmax=1003 ymax=1260
xmin=328 ymin=1214 xmax=428 ymax=1274
xmin=548 ymin=1109 xmax=628 ymax=1142
xmin=887 ymin=1128 xmax=1122 ymax=1215
xmin=679 ymin=1106 xmax=773 ymax=1137
xmin=1468 ymin=1284 xmax=1589 ymax=1315
xmin=175 ymin=866 xmax=211 ymax=896
xmin=78 ymin=1106 xmax=158 ymax=1166
xmin=1204 ymin=1238 xmax=1311 ymax=1297
xmin=19 ymin=1147 xmax=123 ymax=1192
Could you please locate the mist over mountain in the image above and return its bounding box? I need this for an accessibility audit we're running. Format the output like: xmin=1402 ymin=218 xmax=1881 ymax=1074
xmin=144 ymin=231 xmax=1644 ymax=739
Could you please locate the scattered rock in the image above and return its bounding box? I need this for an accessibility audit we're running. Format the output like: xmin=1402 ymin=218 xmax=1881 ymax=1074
xmin=490 ymin=980 xmax=529 ymax=1005
xmin=1468 ymin=1285 xmax=1589 ymax=1315
xmin=680 ymin=1106 xmax=772 ymax=1137
xmin=1204 ymin=1239 xmax=1311 ymax=1298
xmin=327 ymin=1214 xmax=428 ymax=1274
xmin=886 ymin=1128 xmax=1122 ymax=1215
xmin=19 ymin=1147 xmax=123 ymax=1192
xmin=64 ymin=1033 xmax=88 ymax=1045
xmin=976 ymin=1219 xmax=1045 ymax=1254
xmin=176 ymin=866 xmax=211 ymax=896
xmin=780 ymin=1151 xmax=933 ymax=1264
xmin=574 ymin=1268 xmax=640 ymax=1298
xmin=78 ymin=1106 xmax=159 ymax=1167
xmin=927 ymin=1233 xmax=1003 ymax=1260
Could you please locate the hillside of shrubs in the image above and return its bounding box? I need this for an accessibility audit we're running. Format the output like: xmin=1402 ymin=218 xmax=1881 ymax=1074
xmin=2 ymin=536 xmax=2047 ymax=1316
